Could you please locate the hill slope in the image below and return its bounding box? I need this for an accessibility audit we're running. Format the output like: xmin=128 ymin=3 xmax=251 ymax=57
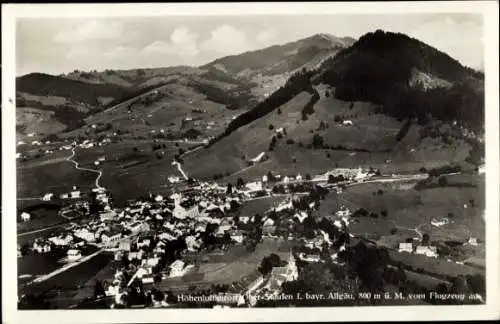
xmin=16 ymin=33 xmax=354 ymax=142
xmin=183 ymin=30 xmax=484 ymax=181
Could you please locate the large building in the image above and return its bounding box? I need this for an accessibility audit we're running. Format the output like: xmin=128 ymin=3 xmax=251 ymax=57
xmin=267 ymin=252 xmax=298 ymax=290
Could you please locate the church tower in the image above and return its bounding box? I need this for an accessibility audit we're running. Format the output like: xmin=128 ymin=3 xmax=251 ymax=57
xmin=286 ymin=250 xmax=298 ymax=280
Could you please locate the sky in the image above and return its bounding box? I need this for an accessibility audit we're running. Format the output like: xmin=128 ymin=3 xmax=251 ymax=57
xmin=16 ymin=13 xmax=484 ymax=76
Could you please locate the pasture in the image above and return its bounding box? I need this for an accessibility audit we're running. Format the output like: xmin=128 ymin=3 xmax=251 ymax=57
xmin=338 ymin=174 xmax=485 ymax=242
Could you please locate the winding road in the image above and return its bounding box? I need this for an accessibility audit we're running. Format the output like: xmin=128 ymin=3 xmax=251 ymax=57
xmin=66 ymin=147 xmax=103 ymax=190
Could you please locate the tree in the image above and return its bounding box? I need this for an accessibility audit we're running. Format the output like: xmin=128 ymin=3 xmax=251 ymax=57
xmin=390 ymin=228 xmax=397 ymax=235
xmin=312 ymin=134 xmax=324 ymax=149
xmin=277 ymin=108 xmax=282 ymax=115
xmin=422 ymin=233 xmax=430 ymax=244
xmin=305 ymin=174 xmax=312 ymax=181
xmin=94 ymin=280 xmax=105 ymax=298
xmin=268 ymin=124 xmax=274 ymax=130
xmin=226 ymin=183 xmax=233 ymax=194
xmin=258 ymin=254 xmax=281 ymax=275
xmin=236 ymin=177 xmax=245 ymax=188
xmin=438 ymin=176 xmax=448 ymax=186
xmin=133 ymin=147 xmax=139 ymax=153
xmin=334 ymin=115 xmax=342 ymax=123
xmin=381 ymin=210 xmax=388 ymax=218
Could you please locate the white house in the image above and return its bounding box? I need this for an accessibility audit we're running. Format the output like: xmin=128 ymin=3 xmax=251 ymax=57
xmin=169 ymin=260 xmax=186 ymax=277
xmin=67 ymin=249 xmax=82 ymax=261
xmin=33 ymin=240 xmax=51 ymax=253
xmin=74 ymin=228 xmax=96 ymax=243
xmin=466 ymin=237 xmax=479 ymax=246
xmin=21 ymin=212 xmax=31 ymax=222
xmin=415 ymin=246 xmax=438 ymax=258
xmin=128 ymin=250 xmax=145 ymax=261
xmin=431 ymin=217 xmax=449 ymax=227
xmin=70 ymin=186 xmax=81 ymax=199
xmin=137 ymin=238 xmax=151 ymax=249
xmin=245 ymin=181 xmax=263 ymax=192
xmin=168 ymin=176 xmax=181 ymax=184
xmin=101 ymin=231 xmax=122 ymax=245
xmin=262 ymin=175 xmax=269 ymax=183
xmin=239 ymin=215 xmax=250 ymax=224
xmin=230 ymin=230 xmax=244 ymax=244
xmin=342 ymin=120 xmax=353 ymax=126
xmin=398 ymin=242 xmax=413 ymax=253
xmin=296 ymin=174 xmax=303 ymax=181
xmin=42 ymin=193 xmax=54 ymax=201
xmin=100 ymin=210 xmax=118 ymax=222
xmin=49 ymin=234 xmax=73 ymax=246
xmin=263 ymin=218 xmax=275 ymax=227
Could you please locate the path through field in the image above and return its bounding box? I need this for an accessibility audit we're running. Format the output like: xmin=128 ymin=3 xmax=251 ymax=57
xmin=66 ymin=148 xmax=103 ymax=189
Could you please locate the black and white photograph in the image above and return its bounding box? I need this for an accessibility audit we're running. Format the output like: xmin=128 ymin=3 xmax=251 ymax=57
xmin=2 ymin=1 xmax=499 ymax=323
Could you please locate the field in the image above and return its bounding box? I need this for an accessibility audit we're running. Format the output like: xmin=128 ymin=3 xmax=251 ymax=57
xmin=182 ymin=88 xmax=473 ymax=184
xmin=18 ymin=252 xmax=113 ymax=299
xmin=17 ymin=202 xmax=63 ymax=233
xmin=337 ymin=173 xmax=485 ymax=243
xmin=17 ymin=157 xmax=97 ymax=199
xmin=388 ymin=250 xmax=483 ymax=279
xmin=148 ymin=238 xmax=294 ymax=292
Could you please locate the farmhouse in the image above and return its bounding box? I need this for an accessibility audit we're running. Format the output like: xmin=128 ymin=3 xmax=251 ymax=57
xmin=100 ymin=210 xmax=118 ymax=222
xmin=20 ymin=212 xmax=31 ymax=222
xmin=49 ymin=233 xmax=74 ymax=246
xmin=398 ymin=242 xmax=413 ymax=253
xmin=245 ymin=181 xmax=263 ymax=192
xmin=33 ymin=240 xmax=51 ymax=253
xmin=101 ymin=230 xmax=122 ymax=245
xmin=42 ymin=193 xmax=54 ymax=201
xmin=431 ymin=217 xmax=449 ymax=227
xmin=74 ymin=228 xmax=96 ymax=242
xmin=169 ymin=260 xmax=186 ymax=277
xmin=415 ymin=245 xmax=438 ymax=258
xmin=230 ymin=230 xmax=244 ymax=244
xmin=70 ymin=186 xmax=81 ymax=199
xmin=342 ymin=120 xmax=353 ymax=126
xmin=67 ymin=249 xmax=82 ymax=261
xmin=466 ymin=237 xmax=479 ymax=246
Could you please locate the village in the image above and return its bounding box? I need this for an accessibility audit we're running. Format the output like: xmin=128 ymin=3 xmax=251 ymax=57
xmin=18 ymin=141 xmax=481 ymax=309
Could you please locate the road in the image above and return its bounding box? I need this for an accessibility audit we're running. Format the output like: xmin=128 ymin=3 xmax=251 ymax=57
xmin=26 ymin=234 xmax=136 ymax=286
xmin=30 ymin=250 xmax=104 ymax=285
xmin=66 ymin=147 xmax=103 ymax=189
xmin=18 ymin=223 xmax=65 ymax=237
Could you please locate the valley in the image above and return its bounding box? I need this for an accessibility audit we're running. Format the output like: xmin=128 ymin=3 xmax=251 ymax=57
xmin=15 ymin=30 xmax=486 ymax=310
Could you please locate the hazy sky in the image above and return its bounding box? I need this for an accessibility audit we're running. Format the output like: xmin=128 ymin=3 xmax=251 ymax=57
xmin=16 ymin=13 xmax=483 ymax=76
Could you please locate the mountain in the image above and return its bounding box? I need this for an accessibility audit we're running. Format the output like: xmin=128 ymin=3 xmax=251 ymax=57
xmin=182 ymin=30 xmax=484 ymax=181
xmin=318 ymin=30 xmax=484 ymax=132
xmin=15 ymin=33 xmax=354 ymax=141
xmin=201 ymin=33 xmax=355 ymax=99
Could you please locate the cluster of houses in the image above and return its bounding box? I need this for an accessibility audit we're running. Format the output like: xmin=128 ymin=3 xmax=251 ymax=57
xmin=398 ymin=242 xmax=439 ymax=258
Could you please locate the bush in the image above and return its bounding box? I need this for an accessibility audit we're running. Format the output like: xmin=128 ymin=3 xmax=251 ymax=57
xmin=268 ymin=124 xmax=274 ymax=130
xmin=390 ymin=228 xmax=397 ymax=235
xmin=286 ymin=139 xmax=295 ymax=145
xmin=277 ymin=108 xmax=282 ymax=115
